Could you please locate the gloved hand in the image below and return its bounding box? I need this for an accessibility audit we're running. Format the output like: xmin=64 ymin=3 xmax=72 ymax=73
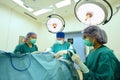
xmin=72 ymin=54 xmax=89 ymax=73
xmin=48 ymin=52 xmax=57 ymax=58
xmin=31 ymin=51 xmax=41 ymax=54
xmin=55 ymin=50 xmax=67 ymax=58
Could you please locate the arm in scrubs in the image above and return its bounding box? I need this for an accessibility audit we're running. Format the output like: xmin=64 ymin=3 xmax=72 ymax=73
xmin=72 ymin=26 xmax=120 ymax=80
xmin=14 ymin=43 xmax=38 ymax=54
xmin=14 ymin=32 xmax=38 ymax=54
xmin=83 ymin=45 xmax=117 ymax=80
xmin=49 ymin=32 xmax=76 ymax=60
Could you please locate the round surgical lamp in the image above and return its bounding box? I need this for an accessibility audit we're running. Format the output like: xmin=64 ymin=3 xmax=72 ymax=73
xmin=46 ymin=14 xmax=65 ymax=33
xmin=74 ymin=0 xmax=113 ymax=25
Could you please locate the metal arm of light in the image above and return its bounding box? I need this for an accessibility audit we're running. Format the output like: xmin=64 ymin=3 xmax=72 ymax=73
xmin=46 ymin=14 xmax=65 ymax=33
xmin=113 ymin=4 xmax=120 ymax=15
xmin=74 ymin=0 xmax=113 ymax=25
xmin=103 ymin=0 xmax=113 ymax=25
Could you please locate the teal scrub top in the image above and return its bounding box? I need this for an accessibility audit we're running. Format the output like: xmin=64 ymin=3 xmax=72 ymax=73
xmin=14 ymin=43 xmax=38 ymax=54
xmin=51 ymin=41 xmax=74 ymax=60
xmin=51 ymin=41 xmax=70 ymax=53
xmin=83 ymin=45 xmax=120 ymax=80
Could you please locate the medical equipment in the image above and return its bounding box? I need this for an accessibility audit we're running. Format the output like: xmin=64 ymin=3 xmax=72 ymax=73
xmin=46 ymin=14 xmax=65 ymax=33
xmin=74 ymin=0 xmax=113 ymax=25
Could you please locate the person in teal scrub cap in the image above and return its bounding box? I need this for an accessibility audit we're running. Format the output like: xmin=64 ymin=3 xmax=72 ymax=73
xmin=71 ymin=25 xmax=120 ymax=80
xmin=48 ymin=32 xmax=75 ymax=60
xmin=14 ymin=32 xmax=38 ymax=54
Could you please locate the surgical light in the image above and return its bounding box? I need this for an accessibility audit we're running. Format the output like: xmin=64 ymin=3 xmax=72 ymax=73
xmin=55 ymin=0 xmax=71 ymax=8
xmin=46 ymin=14 xmax=65 ymax=33
xmin=74 ymin=1 xmax=113 ymax=25
xmin=33 ymin=9 xmax=52 ymax=16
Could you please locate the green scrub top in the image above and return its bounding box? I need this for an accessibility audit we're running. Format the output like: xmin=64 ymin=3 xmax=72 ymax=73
xmin=14 ymin=43 xmax=38 ymax=54
xmin=83 ymin=45 xmax=120 ymax=80
xmin=51 ymin=41 xmax=74 ymax=60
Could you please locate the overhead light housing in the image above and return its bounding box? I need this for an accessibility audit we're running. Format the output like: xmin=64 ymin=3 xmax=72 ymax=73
xmin=55 ymin=0 xmax=71 ymax=8
xmin=46 ymin=14 xmax=65 ymax=33
xmin=33 ymin=9 xmax=52 ymax=16
xmin=74 ymin=1 xmax=113 ymax=25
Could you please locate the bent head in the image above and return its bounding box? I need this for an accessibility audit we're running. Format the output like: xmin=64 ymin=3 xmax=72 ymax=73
xmin=82 ymin=25 xmax=108 ymax=46
xmin=56 ymin=32 xmax=65 ymax=44
xmin=25 ymin=32 xmax=37 ymax=44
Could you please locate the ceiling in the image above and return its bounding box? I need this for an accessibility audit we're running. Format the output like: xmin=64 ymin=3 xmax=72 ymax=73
xmin=0 ymin=0 xmax=120 ymax=24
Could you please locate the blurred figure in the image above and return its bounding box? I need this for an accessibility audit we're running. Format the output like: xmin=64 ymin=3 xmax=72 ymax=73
xmin=14 ymin=32 xmax=38 ymax=54
xmin=47 ymin=32 xmax=75 ymax=60
xmin=72 ymin=25 xmax=120 ymax=80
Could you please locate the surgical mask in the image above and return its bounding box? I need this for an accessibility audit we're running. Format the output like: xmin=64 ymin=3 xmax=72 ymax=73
xmin=30 ymin=39 xmax=36 ymax=44
xmin=57 ymin=40 xmax=63 ymax=44
xmin=84 ymin=38 xmax=94 ymax=46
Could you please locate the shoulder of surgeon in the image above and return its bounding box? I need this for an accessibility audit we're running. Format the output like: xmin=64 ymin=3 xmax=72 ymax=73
xmin=54 ymin=41 xmax=71 ymax=45
xmin=16 ymin=43 xmax=26 ymax=47
xmin=100 ymin=45 xmax=113 ymax=53
xmin=92 ymin=45 xmax=115 ymax=57
xmin=64 ymin=41 xmax=71 ymax=44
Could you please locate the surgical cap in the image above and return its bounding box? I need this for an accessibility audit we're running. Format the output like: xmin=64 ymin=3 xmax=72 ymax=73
xmin=26 ymin=32 xmax=37 ymax=38
xmin=56 ymin=32 xmax=65 ymax=38
xmin=82 ymin=25 xmax=107 ymax=44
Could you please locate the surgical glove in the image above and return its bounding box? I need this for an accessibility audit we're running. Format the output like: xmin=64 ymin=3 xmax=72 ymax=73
xmin=32 ymin=51 xmax=41 ymax=54
xmin=72 ymin=54 xmax=89 ymax=73
xmin=49 ymin=52 xmax=57 ymax=58
xmin=55 ymin=50 xmax=67 ymax=58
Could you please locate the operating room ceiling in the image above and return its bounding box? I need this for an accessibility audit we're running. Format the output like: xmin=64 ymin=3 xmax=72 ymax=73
xmin=0 ymin=0 xmax=120 ymax=24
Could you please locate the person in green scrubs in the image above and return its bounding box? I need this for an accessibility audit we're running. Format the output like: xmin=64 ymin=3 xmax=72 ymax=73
xmin=48 ymin=32 xmax=75 ymax=60
xmin=14 ymin=32 xmax=38 ymax=54
xmin=71 ymin=26 xmax=120 ymax=80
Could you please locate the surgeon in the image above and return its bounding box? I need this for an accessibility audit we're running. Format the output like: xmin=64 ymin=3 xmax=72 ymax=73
xmin=14 ymin=32 xmax=38 ymax=54
xmin=71 ymin=25 xmax=120 ymax=80
xmin=47 ymin=32 xmax=75 ymax=60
